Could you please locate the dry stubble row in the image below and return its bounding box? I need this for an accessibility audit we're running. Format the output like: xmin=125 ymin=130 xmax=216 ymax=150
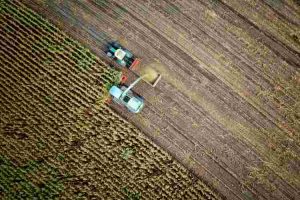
xmin=0 ymin=0 xmax=221 ymax=199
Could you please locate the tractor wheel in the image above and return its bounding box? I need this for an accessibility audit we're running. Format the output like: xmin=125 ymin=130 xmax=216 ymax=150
xmin=112 ymin=41 xmax=121 ymax=49
xmin=106 ymin=51 xmax=113 ymax=57
xmin=125 ymin=50 xmax=133 ymax=58
xmin=119 ymin=60 xmax=126 ymax=67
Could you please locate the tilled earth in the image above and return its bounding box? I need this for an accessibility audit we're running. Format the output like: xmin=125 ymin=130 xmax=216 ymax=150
xmin=11 ymin=0 xmax=300 ymax=199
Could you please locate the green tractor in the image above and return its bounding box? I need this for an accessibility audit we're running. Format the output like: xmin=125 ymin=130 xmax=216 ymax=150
xmin=106 ymin=41 xmax=161 ymax=113
xmin=105 ymin=41 xmax=140 ymax=70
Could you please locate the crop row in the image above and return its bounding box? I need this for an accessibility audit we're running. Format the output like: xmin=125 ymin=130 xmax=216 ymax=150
xmin=0 ymin=0 xmax=221 ymax=199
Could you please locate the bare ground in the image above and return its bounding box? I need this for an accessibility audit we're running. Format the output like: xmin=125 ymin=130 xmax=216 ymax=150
xmin=21 ymin=0 xmax=300 ymax=199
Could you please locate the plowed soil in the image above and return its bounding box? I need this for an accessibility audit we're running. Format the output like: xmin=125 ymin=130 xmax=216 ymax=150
xmin=0 ymin=0 xmax=221 ymax=199
xmin=5 ymin=0 xmax=300 ymax=199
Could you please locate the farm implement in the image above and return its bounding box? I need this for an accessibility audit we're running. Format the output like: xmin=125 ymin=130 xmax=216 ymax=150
xmin=105 ymin=41 xmax=141 ymax=70
xmin=106 ymin=41 xmax=161 ymax=113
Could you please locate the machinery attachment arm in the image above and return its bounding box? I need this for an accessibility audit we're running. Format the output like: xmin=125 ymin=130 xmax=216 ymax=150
xmin=121 ymin=75 xmax=146 ymax=98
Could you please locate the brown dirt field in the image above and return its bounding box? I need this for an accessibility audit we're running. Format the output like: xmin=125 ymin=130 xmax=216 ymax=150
xmin=7 ymin=0 xmax=300 ymax=199
xmin=0 ymin=0 xmax=221 ymax=199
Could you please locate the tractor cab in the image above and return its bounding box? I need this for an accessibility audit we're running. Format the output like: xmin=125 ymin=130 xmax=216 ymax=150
xmin=105 ymin=41 xmax=140 ymax=70
xmin=109 ymin=85 xmax=144 ymax=113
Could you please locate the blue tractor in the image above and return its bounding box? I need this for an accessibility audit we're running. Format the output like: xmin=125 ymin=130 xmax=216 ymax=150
xmin=109 ymin=76 xmax=145 ymax=113
xmin=106 ymin=41 xmax=162 ymax=114
xmin=105 ymin=41 xmax=140 ymax=70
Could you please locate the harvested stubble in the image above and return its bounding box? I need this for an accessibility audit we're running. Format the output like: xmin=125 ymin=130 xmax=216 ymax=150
xmin=0 ymin=0 xmax=221 ymax=199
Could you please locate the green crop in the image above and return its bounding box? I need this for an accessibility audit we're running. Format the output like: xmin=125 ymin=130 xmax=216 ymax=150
xmin=0 ymin=156 xmax=65 ymax=200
